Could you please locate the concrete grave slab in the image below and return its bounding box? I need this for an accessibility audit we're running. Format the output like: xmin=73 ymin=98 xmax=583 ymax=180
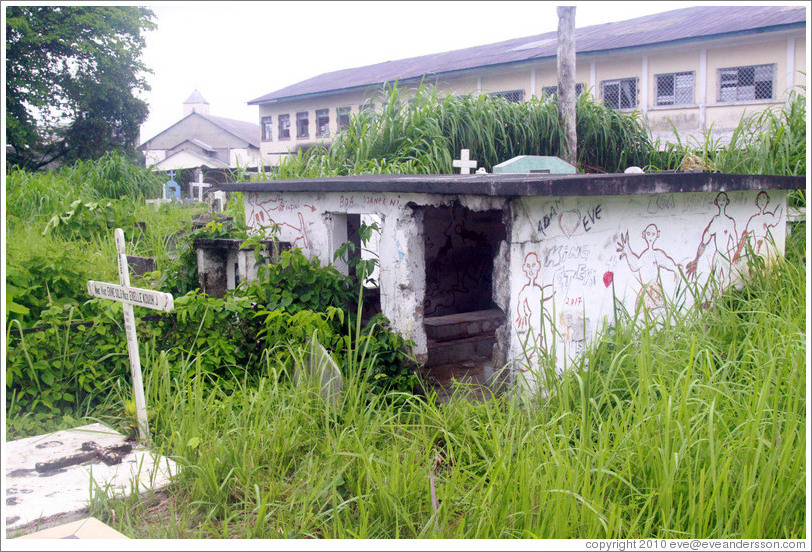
xmin=4 ymin=423 xmax=178 ymax=534
xmin=14 ymin=516 xmax=128 ymax=539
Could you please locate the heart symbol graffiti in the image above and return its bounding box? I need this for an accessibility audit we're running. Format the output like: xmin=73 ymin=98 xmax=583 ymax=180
xmin=603 ymin=271 xmax=614 ymax=288
xmin=558 ymin=210 xmax=581 ymax=238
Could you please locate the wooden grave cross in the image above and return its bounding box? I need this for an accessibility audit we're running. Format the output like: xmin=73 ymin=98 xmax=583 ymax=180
xmin=453 ymin=148 xmax=478 ymax=174
xmin=87 ymin=228 xmax=175 ymax=441
xmin=190 ymin=171 xmax=212 ymax=202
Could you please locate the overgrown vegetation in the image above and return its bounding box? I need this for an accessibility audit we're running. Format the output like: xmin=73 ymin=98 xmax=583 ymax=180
xmin=4 ymin=85 xmax=807 ymax=538
xmin=648 ymin=88 xmax=807 ymax=179
xmin=67 ymin=222 xmax=804 ymax=539
xmin=255 ymin=83 xmax=652 ymax=179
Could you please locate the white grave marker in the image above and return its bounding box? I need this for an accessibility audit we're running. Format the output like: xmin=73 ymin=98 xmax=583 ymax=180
xmin=453 ymin=148 xmax=478 ymax=174
xmin=191 ymin=171 xmax=212 ymax=201
xmin=87 ymin=228 xmax=174 ymax=441
xmin=295 ymin=331 xmax=343 ymax=403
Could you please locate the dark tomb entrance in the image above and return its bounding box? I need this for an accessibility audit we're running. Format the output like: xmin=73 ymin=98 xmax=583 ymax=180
xmin=422 ymin=204 xmax=507 ymax=396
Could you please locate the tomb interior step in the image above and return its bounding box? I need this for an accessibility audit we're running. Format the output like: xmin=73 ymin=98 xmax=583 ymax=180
xmin=426 ymin=333 xmax=495 ymax=368
xmin=419 ymin=358 xmax=506 ymax=404
xmin=424 ymin=308 xmax=505 ymax=342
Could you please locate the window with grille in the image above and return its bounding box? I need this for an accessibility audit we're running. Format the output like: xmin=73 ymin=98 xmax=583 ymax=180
xmin=489 ymin=89 xmax=525 ymax=102
xmin=359 ymin=101 xmax=375 ymax=114
xmin=337 ymin=106 xmax=351 ymax=131
xmin=602 ymin=78 xmax=637 ymax=109
xmin=316 ymin=109 xmax=330 ymax=137
xmin=296 ymin=112 xmax=309 ymax=138
xmin=656 ymin=72 xmax=694 ymax=106
xmin=261 ymin=116 xmax=273 ymax=141
xmin=540 ymin=83 xmax=586 ymax=98
xmin=278 ymin=114 xmax=290 ymax=140
xmin=718 ymin=64 xmax=774 ymax=102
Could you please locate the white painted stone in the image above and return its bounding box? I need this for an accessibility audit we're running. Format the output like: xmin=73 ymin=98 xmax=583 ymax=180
xmin=208 ymin=190 xmax=227 ymax=213
xmin=145 ymin=198 xmax=171 ymax=210
xmin=5 ymin=423 xmax=179 ymax=532
xmin=452 ymin=149 xmax=478 ymax=174
xmin=296 ymin=332 xmax=343 ymax=403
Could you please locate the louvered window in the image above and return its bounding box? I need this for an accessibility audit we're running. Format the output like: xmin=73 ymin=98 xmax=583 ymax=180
xmin=541 ymin=83 xmax=586 ymax=98
xmin=719 ymin=64 xmax=774 ymax=102
xmin=337 ymin=106 xmax=351 ymax=131
xmin=656 ymin=72 xmax=694 ymax=106
xmin=489 ymin=89 xmax=525 ymax=102
xmin=316 ymin=109 xmax=330 ymax=137
xmin=296 ymin=112 xmax=309 ymax=138
xmin=261 ymin=116 xmax=273 ymax=141
xmin=602 ymin=78 xmax=637 ymax=110
xmin=278 ymin=114 xmax=290 ymax=140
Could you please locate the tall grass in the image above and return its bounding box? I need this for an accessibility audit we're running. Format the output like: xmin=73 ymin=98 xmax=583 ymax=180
xmin=647 ymin=89 xmax=807 ymax=179
xmin=81 ymin=226 xmax=806 ymax=539
xmin=260 ymin=83 xmax=653 ymax=180
xmin=6 ymin=150 xmax=164 ymax=223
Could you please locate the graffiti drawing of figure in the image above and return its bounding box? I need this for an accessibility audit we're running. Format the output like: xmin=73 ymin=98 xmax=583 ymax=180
xmin=245 ymin=193 xmax=310 ymax=250
xmin=740 ymin=191 xmax=783 ymax=258
xmin=685 ymin=191 xmax=739 ymax=289
xmin=515 ymin=252 xmax=554 ymax=331
xmin=616 ymin=223 xmax=681 ymax=311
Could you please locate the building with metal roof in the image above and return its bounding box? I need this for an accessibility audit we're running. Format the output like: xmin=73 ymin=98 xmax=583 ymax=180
xmin=248 ymin=5 xmax=806 ymax=165
xmin=139 ymin=90 xmax=261 ymax=172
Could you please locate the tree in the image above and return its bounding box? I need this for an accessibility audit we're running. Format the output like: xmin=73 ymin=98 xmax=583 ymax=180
xmin=5 ymin=6 xmax=156 ymax=170
xmin=557 ymin=6 xmax=577 ymax=167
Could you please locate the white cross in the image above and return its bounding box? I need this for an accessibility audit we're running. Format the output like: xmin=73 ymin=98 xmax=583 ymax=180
xmin=87 ymin=228 xmax=175 ymax=441
xmin=453 ymin=149 xmax=478 ymax=174
xmin=190 ymin=171 xmax=212 ymax=202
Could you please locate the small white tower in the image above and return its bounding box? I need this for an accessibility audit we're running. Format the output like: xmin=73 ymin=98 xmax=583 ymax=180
xmin=183 ymin=89 xmax=210 ymax=116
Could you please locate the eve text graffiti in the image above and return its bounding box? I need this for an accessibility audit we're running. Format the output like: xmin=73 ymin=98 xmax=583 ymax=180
xmin=537 ymin=203 xmax=603 ymax=236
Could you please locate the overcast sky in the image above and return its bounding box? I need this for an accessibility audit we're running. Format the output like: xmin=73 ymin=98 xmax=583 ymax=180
xmin=138 ymin=1 xmax=737 ymax=143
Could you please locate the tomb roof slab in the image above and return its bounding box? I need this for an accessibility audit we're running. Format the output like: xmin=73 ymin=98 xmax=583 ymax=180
xmin=218 ymin=172 xmax=803 ymax=198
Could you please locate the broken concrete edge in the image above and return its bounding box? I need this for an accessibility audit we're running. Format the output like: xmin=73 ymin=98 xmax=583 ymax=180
xmin=192 ymin=237 xmax=289 ymax=251
xmin=14 ymin=516 xmax=129 ymax=539
xmin=216 ymin=172 xmax=805 ymax=197
xmin=7 ymin=509 xmax=96 ymax=539
xmin=7 ymin=511 xmax=131 ymax=540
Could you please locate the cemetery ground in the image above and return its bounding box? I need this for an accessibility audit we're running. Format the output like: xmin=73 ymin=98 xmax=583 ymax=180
xmin=6 ymin=162 xmax=806 ymax=540
xmin=5 ymin=91 xmax=808 ymax=539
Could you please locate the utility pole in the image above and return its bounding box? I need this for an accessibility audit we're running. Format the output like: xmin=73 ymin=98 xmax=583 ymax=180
xmin=557 ymin=6 xmax=577 ymax=168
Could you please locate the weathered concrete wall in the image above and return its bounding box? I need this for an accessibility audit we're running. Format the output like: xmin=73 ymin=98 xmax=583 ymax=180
xmin=244 ymin=191 xmax=510 ymax=362
xmin=244 ymin=187 xmax=788 ymax=387
xmin=508 ymin=189 xmax=787 ymax=383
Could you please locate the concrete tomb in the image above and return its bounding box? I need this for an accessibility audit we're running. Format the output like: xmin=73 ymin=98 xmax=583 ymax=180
xmin=219 ymin=171 xmax=803 ymax=391
xmin=194 ymin=237 xmax=291 ymax=297
xmin=5 ymin=423 xmax=178 ymax=535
